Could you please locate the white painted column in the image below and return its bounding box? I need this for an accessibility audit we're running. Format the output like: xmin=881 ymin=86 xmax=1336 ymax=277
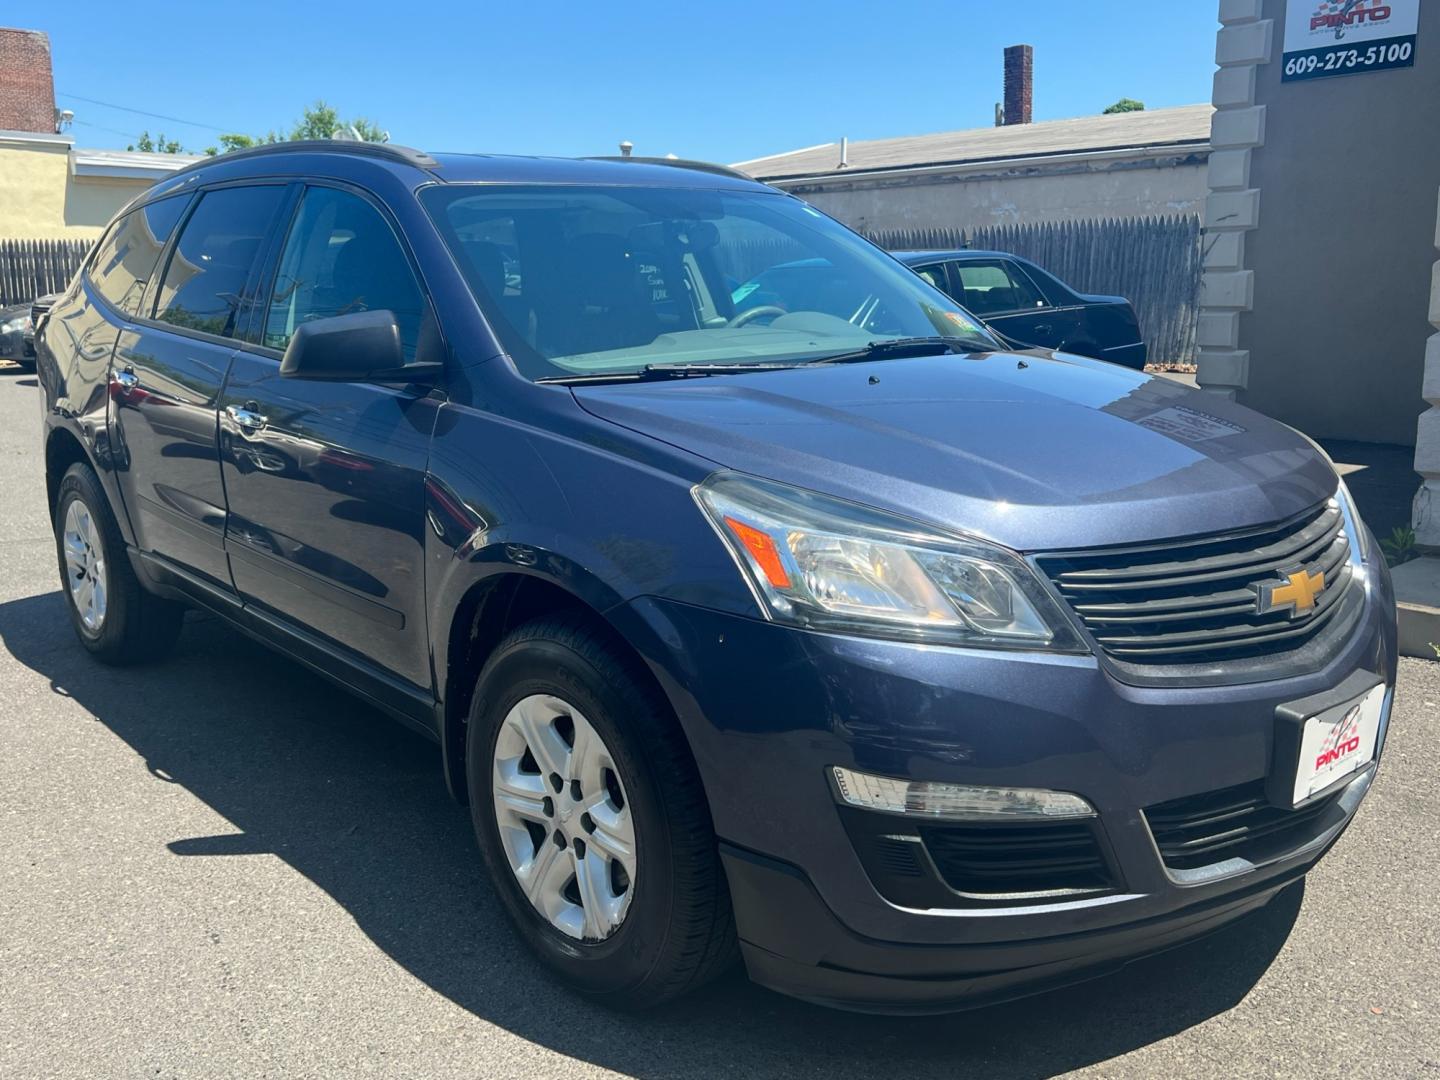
xmin=1197 ymin=0 xmax=1272 ymax=399
xmin=1410 ymin=189 xmax=1440 ymax=546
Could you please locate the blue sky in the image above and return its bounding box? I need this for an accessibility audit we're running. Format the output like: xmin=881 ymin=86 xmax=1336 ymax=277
xmin=48 ymin=1 xmax=1219 ymax=163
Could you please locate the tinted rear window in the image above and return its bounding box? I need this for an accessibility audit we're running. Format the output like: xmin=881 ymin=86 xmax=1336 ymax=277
xmin=152 ymin=186 xmax=286 ymax=339
xmin=88 ymin=195 xmax=191 ymax=315
xmin=953 ymin=260 xmax=1047 ymax=316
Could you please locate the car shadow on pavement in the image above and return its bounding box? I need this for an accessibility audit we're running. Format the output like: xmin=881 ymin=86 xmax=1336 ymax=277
xmin=0 ymin=590 xmax=1303 ymax=1079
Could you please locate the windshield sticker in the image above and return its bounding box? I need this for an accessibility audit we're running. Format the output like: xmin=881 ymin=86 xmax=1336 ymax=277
xmin=942 ymin=310 xmax=983 ymax=334
xmin=1137 ymin=406 xmax=1247 ymax=442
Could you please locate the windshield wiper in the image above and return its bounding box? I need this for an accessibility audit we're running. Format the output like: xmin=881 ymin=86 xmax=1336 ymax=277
xmin=801 ymin=335 xmax=995 ymax=366
xmin=537 ymin=361 xmax=804 ymax=386
xmin=535 ymin=338 xmax=997 ymax=386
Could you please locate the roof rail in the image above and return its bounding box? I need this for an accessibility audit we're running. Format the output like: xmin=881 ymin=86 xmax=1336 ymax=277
xmin=169 ymin=140 xmax=440 ymax=179
xmin=584 ymin=156 xmax=755 ymax=181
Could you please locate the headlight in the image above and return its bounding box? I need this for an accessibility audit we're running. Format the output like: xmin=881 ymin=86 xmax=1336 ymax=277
xmin=693 ymin=473 xmax=1085 ymax=651
xmin=1334 ymin=478 xmax=1369 ymax=566
xmin=0 ymin=316 xmax=25 ymax=334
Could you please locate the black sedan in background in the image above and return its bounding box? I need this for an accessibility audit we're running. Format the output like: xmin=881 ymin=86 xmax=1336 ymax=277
xmin=895 ymin=250 xmax=1147 ymax=369
xmin=0 ymin=303 xmax=34 ymax=371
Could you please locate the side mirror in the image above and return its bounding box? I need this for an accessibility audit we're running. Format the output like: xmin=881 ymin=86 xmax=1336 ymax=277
xmin=279 ymin=310 xmax=441 ymax=383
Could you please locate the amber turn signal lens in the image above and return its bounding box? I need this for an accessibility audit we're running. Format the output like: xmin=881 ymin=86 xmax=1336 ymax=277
xmin=722 ymin=515 xmax=792 ymax=588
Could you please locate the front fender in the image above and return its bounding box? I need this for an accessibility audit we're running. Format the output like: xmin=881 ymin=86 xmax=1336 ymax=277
xmin=421 ymin=391 xmax=761 ymax=801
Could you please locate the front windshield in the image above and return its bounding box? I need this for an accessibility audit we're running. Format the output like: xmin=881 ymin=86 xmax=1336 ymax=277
xmin=421 ymin=183 xmax=999 ymax=380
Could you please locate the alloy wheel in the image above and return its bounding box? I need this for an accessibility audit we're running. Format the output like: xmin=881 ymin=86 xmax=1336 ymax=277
xmin=62 ymin=499 xmax=108 ymax=632
xmin=491 ymin=694 xmax=637 ymax=941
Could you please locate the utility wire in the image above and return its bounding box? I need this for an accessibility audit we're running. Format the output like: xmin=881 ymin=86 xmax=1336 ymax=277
xmin=57 ymin=91 xmax=230 ymax=133
xmin=72 ymin=118 xmax=146 ymax=141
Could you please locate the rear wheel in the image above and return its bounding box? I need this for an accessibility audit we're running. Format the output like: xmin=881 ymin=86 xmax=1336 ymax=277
xmin=466 ymin=615 xmax=736 ymax=1008
xmin=54 ymin=463 xmax=183 ymax=664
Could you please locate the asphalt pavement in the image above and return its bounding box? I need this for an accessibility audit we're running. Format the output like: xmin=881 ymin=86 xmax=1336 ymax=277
xmin=0 ymin=363 xmax=1436 ymax=1079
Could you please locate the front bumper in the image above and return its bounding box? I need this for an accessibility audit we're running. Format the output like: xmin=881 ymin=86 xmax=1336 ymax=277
xmin=612 ymin=551 xmax=1396 ymax=1012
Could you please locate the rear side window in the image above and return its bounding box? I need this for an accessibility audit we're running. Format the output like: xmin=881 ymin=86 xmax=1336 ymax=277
xmin=262 ymin=186 xmax=427 ymax=361
xmin=88 ymin=195 xmax=191 ymax=315
xmin=152 ymin=185 xmax=286 ymax=339
xmin=953 ymin=260 xmax=1047 ymax=316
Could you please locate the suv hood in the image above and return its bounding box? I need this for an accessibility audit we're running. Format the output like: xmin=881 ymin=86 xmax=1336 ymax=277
xmin=571 ymin=351 xmax=1338 ymax=552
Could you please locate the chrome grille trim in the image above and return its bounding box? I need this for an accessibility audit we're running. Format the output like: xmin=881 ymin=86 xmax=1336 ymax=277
xmin=1036 ymin=501 xmax=1356 ymax=664
xmin=1051 ymin=505 xmax=1342 ymax=590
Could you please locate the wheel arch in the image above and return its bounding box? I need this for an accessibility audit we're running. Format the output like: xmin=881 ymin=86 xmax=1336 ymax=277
xmin=45 ymin=426 xmax=93 ymax=517
xmin=438 ymin=567 xmax=692 ymax=808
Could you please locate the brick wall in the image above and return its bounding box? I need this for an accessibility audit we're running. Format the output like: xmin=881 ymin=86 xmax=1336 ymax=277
xmin=0 ymin=28 xmax=56 ymax=133
xmin=1003 ymin=44 xmax=1033 ymax=126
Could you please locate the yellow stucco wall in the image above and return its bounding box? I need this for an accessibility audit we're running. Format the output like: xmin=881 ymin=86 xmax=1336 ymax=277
xmin=0 ymin=136 xmax=155 ymax=239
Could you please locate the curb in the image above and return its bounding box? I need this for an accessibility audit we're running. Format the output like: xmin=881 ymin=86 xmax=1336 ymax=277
xmin=1390 ymin=555 xmax=1440 ymax=659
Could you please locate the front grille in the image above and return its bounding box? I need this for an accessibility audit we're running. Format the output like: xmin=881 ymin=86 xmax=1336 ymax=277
xmin=919 ymin=820 xmax=1115 ymax=899
xmin=1145 ymin=780 xmax=1342 ymax=871
xmin=1037 ymin=501 xmax=1354 ymax=665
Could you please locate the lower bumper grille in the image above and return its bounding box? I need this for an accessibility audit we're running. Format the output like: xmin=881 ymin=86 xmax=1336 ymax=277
xmin=919 ymin=820 xmax=1114 ymax=897
xmin=1145 ymin=780 xmax=1343 ymax=871
xmin=841 ymin=808 xmax=1117 ymax=908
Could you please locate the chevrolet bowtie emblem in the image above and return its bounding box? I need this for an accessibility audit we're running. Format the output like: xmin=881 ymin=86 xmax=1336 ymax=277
xmin=1256 ymin=565 xmax=1326 ymax=618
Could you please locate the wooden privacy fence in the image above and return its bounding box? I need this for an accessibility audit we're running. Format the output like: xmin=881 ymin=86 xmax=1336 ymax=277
xmin=866 ymin=215 xmax=1202 ymax=365
xmin=0 ymin=238 xmax=92 ymax=307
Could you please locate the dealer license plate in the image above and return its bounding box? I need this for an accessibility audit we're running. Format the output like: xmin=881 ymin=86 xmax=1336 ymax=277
xmin=1292 ymin=682 xmax=1386 ymax=806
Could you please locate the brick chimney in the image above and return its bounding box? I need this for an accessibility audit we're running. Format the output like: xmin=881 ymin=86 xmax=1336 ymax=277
xmin=1002 ymin=44 xmax=1033 ymax=126
xmin=0 ymin=28 xmax=57 ymax=133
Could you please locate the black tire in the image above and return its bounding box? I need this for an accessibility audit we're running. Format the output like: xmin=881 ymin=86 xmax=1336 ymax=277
xmin=53 ymin=462 xmax=184 ymax=664
xmin=466 ymin=614 xmax=737 ymax=1009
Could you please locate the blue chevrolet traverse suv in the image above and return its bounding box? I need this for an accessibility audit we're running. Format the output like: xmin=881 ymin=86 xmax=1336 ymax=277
xmin=37 ymin=142 xmax=1396 ymax=1014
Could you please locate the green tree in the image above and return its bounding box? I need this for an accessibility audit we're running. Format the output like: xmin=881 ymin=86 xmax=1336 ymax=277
xmin=288 ymin=100 xmax=386 ymax=142
xmin=348 ymin=117 xmax=389 ymax=143
xmin=205 ymin=101 xmax=388 ymax=154
xmin=1102 ymin=98 xmax=1146 ymax=114
xmin=127 ymin=130 xmax=185 ymax=153
xmin=204 ymin=131 xmax=282 ymax=156
xmin=289 ymin=100 xmax=342 ymax=140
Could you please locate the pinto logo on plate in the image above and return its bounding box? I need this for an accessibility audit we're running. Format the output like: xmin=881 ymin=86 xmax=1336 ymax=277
xmin=1315 ymin=703 xmax=1365 ymax=771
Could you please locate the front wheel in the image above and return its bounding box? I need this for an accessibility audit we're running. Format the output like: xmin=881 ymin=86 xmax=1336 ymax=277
xmin=466 ymin=615 xmax=736 ymax=1009
xmin=53 ymin=462 xmax=183 ymax=664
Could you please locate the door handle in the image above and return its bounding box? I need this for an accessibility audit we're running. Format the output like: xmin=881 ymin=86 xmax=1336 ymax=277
xmin=114 ymin=368 xmax=139 ymax=391
xmin=227 ymin=403 xmax=268 ymax=432
xmin=1032 ymin=324 xmax=1054 ymax=336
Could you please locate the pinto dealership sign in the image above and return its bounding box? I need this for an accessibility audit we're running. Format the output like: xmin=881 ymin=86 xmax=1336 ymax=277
xmin=1282 ymin=0 xmax=1420 ymax=81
